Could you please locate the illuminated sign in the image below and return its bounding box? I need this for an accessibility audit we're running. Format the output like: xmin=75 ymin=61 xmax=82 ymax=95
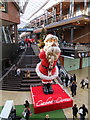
xmin=18 ymin=28 xmax=34 ymax=32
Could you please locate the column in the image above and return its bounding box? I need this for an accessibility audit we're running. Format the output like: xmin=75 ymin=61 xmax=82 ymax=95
xmin=35 ymin=19 xmax=37 ymax=28
xmin=9 ymin=25 xmax=13 ymax=42
xmin=39 ymin=18 xmax=41 ymax=27
xmin=72 ymin=0 xmax=74 ymax=17
xmin=52 ymin=7 xmax=55 ymax=22
xmin=14 ymin=24 xmax=18 ymax=43
xmin=54 ymin=8 xmax=56 ymax=22
xmin=60 ymin=0 xmax=62 ymax=20
xmin=70 ymin=28 xmax=74 ymax=43
xmin=84 ymin=0 xmax=87 ymax=14
xmin=46 ymin=11 xmax=48 ymax=25
xmin=79 ymin=58 xmax=82 ymax=69
xmin=0 ymin=27 xmax=2 ymax=78
xmin=69 ymin=0 xmax=72 ymax=18
xmin=44 ymin=13 xmax=46 ymax=25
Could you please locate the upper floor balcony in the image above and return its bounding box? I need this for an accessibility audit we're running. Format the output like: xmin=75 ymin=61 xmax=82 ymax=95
xmin=29 ymin=1 xmax=90 ymax=29
xmin=30 ymin=10 xmax=90 ymax=29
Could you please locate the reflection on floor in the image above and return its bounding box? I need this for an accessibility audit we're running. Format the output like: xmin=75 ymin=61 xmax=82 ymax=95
xmin=0 ymin=67 xmax=89 ymax=119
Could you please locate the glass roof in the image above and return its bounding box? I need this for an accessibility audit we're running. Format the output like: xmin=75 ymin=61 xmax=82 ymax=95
xmin=18 ymin=0 xmax=60 ymax=28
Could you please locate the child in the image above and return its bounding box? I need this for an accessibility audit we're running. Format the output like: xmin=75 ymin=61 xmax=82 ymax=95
xmin=80 ymin=79 xmax=85 ymax=89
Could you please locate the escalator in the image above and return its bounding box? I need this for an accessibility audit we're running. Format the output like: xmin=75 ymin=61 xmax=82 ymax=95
xmin=60 ymin=65 xmax=71 ymax=79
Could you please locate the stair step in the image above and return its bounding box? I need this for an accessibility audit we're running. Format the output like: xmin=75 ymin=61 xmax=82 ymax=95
xmin=19 ymin=87 xmax=30 ymax=91
xmin=20 ymin=84 xmax=42 ymax=91
xmin=1 ymin=86 xmax=20 ymax=90
xmin=21 ymin=83 xmax=42 ymax=87
xmin=22 ymin=76 xmax=39 ymax=79
xmin=22 ymin=79 xmax=41 ymax=83
xmin=0 ymin=87 xmax=20 ymax=91
xmin=2 ymin=84 xmax=20 ymax=87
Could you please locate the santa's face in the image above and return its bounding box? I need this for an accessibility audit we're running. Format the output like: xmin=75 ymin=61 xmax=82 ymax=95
xmin=45 ymin=39 xmax=59 ymax=48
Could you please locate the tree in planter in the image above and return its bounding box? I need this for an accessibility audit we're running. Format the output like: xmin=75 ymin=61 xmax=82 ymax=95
xmin=38 ymin=28 xmax=47 ymax=49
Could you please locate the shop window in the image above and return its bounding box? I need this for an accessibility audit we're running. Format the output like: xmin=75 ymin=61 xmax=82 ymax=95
xmin=2 ymin=27 xmax=6 ymax=43
xmin=4 ymin=27 xmax=11 ymax=43
xmin=76 ymin=5 xmax=82 ymax=16
xmin=0 ymin=1 xmax=8 ymax=13
xmin=87 ymin=1 xmax=90 ymax=15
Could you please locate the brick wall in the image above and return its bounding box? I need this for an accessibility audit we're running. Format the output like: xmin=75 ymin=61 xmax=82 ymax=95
xmin=0 ymin=2 xmax=20 ymax=24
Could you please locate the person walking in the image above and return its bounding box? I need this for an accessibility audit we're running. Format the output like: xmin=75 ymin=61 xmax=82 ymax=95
xmin=44 ymin=114 xmax=50 ymax=120
xmin=72 ymin=104 xmax=78 ymax=119
xmin=70 ymin=75 xmax=74 ymax=84
xmin=79 ymin=104 xmax=88 ymax=120
xmin=16 ymin=67 xmax=21 ymax=76
xmin=73 ymin=74 xmax=76 ymax=82
xmin=23 ymin=100 xmax=32 ymax=120
xmin=70 ymin=81 xmax=77 ymax=97
xmin=65 ymin=74 xmax=69 ymax=87
xmin=84 ymin=77 xmax=89 ymax=88
xmin=61 ymin=74 xmax=65 ymax=84
xmin=80 ymin=79 xmax=85 ymax=89
xmin=24 ymin=100 xmax=30 ymax=108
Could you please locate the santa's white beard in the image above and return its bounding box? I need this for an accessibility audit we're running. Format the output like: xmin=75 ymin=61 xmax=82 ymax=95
xmin=46 ymin=46 xmax=61 ymax=60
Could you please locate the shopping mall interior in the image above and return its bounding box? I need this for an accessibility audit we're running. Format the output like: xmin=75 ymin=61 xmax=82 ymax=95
xmin=0 ymin=0 xmax=90 ymax=120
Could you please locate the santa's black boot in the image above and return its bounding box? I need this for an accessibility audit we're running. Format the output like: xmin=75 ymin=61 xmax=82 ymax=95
xmin=43 ymin=84 xmax=49 ymax=94
xmin=47 ymin=83 xmax=54 ymax=94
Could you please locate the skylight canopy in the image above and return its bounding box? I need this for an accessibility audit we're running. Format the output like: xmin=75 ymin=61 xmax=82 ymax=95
xmin=18 ymin=0 xmax=61 ymax=28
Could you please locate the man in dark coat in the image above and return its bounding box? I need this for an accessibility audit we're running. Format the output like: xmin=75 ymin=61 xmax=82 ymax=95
xmin=79 ymin=104 xmax=88 ymax=120
xmin=70 ymin=81 xmax=77 ymax=97
xmin=73 ymin=74 xmax=76 ymax=82
xmin=72 ymin=104 xmax=78 ymax=119
xmin=65 ymin=74 xmax=69 ymax=87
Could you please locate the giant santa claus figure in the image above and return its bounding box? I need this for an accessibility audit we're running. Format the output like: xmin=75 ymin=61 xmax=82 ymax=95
xmin=36 ymin=34 xmax=61 ymax=94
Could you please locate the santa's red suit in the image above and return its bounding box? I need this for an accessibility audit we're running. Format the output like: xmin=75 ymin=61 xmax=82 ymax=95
xmin=36 ymin=50 xmax=59 ymax=84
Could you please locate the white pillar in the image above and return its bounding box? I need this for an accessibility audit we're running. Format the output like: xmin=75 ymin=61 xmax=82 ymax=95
xmin=60 ymin=0 xmax=62 ymax=20
xmin=72 ymin=0 xmax=74 ymax=17
xmin=84 ymin=0 xmax=87 ymax=14
xmin=69 ymin=0 xmax=72 ymax=18
xmin=46 ymin=11 xmax=48 ymax=25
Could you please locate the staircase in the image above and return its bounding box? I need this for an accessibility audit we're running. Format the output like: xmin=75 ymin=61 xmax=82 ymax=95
xmin=0 ymin=46 xmax=42 ymax=91
xmin=0 ymin=71 xmax=23 ymax=91
xmin=20 ymin=71 xmax=42 ymax=91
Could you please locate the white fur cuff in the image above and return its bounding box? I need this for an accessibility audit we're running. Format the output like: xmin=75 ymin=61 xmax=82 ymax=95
xmin=36 ymin=62 xmax=59 ymax=80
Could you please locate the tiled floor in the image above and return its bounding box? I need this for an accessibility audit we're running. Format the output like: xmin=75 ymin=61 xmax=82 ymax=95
xmin=63 ymin=67 xmax=89 ymax=119
xmin=0 ymin=67 xmax=89 ymax=119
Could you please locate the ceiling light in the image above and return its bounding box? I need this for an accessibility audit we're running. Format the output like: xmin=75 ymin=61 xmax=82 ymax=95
xmin=84 ymin=17 xmax=89 ymax=20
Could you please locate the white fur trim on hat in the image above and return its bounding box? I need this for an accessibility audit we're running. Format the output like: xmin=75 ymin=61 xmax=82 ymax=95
xmin=44 ymin=34 xmax=58 ymax=43
xmin=36 ymin=62 xmax=59 ymax=80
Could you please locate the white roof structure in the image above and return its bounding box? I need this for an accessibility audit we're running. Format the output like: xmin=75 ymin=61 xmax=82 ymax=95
xmin=18 ymin=0 xmax=61 ymax=28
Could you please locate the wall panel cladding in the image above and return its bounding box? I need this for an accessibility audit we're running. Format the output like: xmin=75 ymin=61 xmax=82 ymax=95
xmin=64 ymin=58 xmax=80 ymax=71
xmin=82 ymin=57 xmax=90 ymax=68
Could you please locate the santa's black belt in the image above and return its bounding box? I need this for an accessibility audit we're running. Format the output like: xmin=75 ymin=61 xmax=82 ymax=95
xmin=41 ymin=64 xmax=55 ymax=70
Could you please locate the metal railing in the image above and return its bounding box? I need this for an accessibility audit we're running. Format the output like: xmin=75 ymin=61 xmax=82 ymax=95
xmin=30 ymin=10 xmax=89 ymax=28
